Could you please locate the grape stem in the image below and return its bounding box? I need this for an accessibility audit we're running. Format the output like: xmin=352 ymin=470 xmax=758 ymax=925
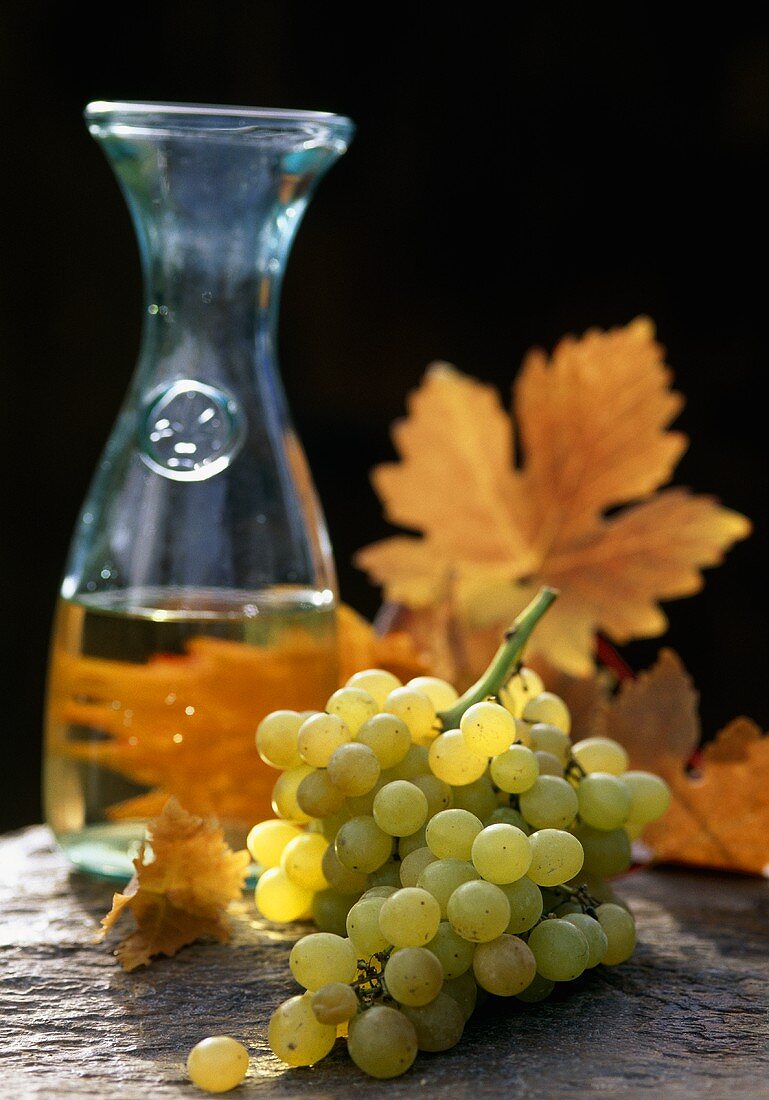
xmin=437 ymin=586 xmax=559 ymax=730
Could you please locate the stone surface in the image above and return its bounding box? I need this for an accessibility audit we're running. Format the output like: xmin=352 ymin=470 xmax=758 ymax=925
xmin=1 ymin=826 xmax=767 ymax=1099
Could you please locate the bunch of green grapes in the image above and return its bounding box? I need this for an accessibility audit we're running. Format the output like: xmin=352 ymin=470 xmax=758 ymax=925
xmin=244 ymin=663 xmax=670 ymax=1082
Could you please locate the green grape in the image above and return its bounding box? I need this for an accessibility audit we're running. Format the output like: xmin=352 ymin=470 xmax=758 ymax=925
xmin=572 ymin=823 xmax=631 ymax=877
xmin=621 ymin=770 xmax=671 ymax=824
xmin=519 ymin=775 xmax=578 ymax=829
xmin=429 ymin=730 xmax=489 ymax=786
xmin=472 ymin=934 xmax=537 ymax=996
xmin=280 ymin=832 xmax=329 ymax=892
xmin=289 ymin=932 xmax=357 ymax=990
xmin=459 ymin=700 xmax=517 ymax=756
xmin=373 ymin=781 xmax=429 ymax=836
xmin=246 ymin=819 xmax=303 ymax=869
xmin=312 ymin=889 xmax=359 ymax=936
xmin=345 ymin=778 xmax=386 ymax=817
xmin=449 ymin=775 xmax=496 ymax=820
xmin=426 ymin=920 xmax=476 ymax=979
xmin=271 ymin=764 xmax=314 ymax=823
xmin=534 ymin=750 xmax=565 ymax=778
xmin=554 ymin=900 xmax=582 ymax=916
xmin=401 ymin=992 xmax=465 ymax=1052
xmin=268 ymin=993 xmax=337 ymax=1067
xmin=522 ymin=692 xmax=571 ymax=733
xmin=311 ymin=982 xmax=359 ymax=1026
xmin=327 ymin=742 xmax=381 ymax=796
xmin=321 ymin=843 xmax=368 ymax=895
xmin=417 ymin=859 xmax=480 ymax=917
xmin=335 ymin=816 xmax=393 ymax=874
xmin=296 ymin=768 xmax=347 ymax=818
xmin=362 ymin=886 xmax=398 ymax=898
xmin=425 ymin=808 xmax=484 ymax=860
xmin=529 ymin=723 xmax=571 ymax=763
xmin=326 ymin=686 xmax=379 ymax=734
xmin=499 ymin=876 xmax=543 ymax=933
xmin=527 ymin=828 xmax=584 ymax=886
xmin=471 ymin=824 xmax=532 ymax=884
xmin=319 ymin=805 xmax=352 ymax=842
xmin=356 ymin=713 xmax=412 ymax=768
xmin=347 ymin=1004 xmax=418 ymax=1079
xmin=596 ymin=903 xmax=637 ymax=964
xmin=346 ymin=668 xmax=402 ymax=707
xmin=367 ymin=859 xmax=402 ymax=889
xmin=527 ymin=918 xmax=590 ymax=981
xmin=499 ymin=666 xmax=545 ymax=717
xmin=398 ymin=826 xmax=428 ymax=858
xmin=442 ymin=970 xmax=478 ymax=1019
xmin=490 ymin=744 xmax=540 ymax=793
xmin=346 ymin=896 xmax=390 ymax=957
xmin=256 ymin=709 xmax=304 ymax=770
xmin=385 ymin=743 xmax=431 ymax=781
xmin=383 ymin=686 xmax=437 ymax=742
xmin=379 ymin=887 xmax=442 ymax=947
xmin=515 ymin=972 xmax=555 ymax=1003
xmin=446 ymin=880 xmax=511 ymax=942
xmin=255 ymin=867 xmax=313 ymax=923
xmin=406 ymin=675 xmax=459 ymax=711
xmin=187 ymin=1036 xmax=249 ymax=1093
xmin=399 ymin=846 xmax=437 ymax=888
xmin=384 ymin=946 xmax=444 ymax=1006
xmin=483 ymin=806 xmax=531 ymax=834
xmin=413 ymin=774 xmax=454 ymax=817
xmin=578 ymin=772 xmax=633 ymax=830
xmin=297 ymin=713 xmax=350 ymax=768
xmin=571 ymin=736 xmax=629 ymax=775
xmin=561 ymin=913 xmax=608 ymax=968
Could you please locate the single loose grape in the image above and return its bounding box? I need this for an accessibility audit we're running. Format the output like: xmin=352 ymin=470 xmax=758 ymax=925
xmin=596 ymin=903 xmax=637 ymax=964
xmin=312 ymin=889 xmax=359 ymax=936
xmin=289 ymin=932 xmax=357 ymax=990
xmin=425 ymin=808 xmax=483 ymax=860
xmin=383 ymin=686 xmax=437 ymax=742
xmin=347 ymin=1004 xmax=418 ymax=1079
xmin=297 ymin=769 xmax=346 ymax=818
xmin=373 ymin=781 xmax=429 ymax=836
xmin=442 ymin=970 xmax=478 ymax=1019
xmin=529 ymin=723 xmax=571 ymax=763
xmin=327 ymin=687 xmax=379 ymax=734
xmin=407 ymin=675 xmax=459 ymax=711
xmin=534 ymin=750 xmax=565 ymax=778
xmin=473 ymin=934 xmax=537 ymax=996
xmin=572 ymin=823 xmax=631 ymax=878
xmin=522 ymin=692 xmax=571 ymax=733
xmin=561 ymin=913 xmax=608 ymax=968
xmin=356 ymin=713 xmax=412 ymax=768
xmin=297 ymin=713 xmax=350 ymax=768
xmin=346 ymin=896 xmax=390 ymax=957
xmin=379 ymin=887 xmax=442 ymax=947
xmin=449 ymin=776 xmax=497 ymax=820
xmin=621 ymin=770 xmax=671 ymax=824
xmin=490 ymin=744 xmax=540 ymax=794
xmin=412 ymin=774 xmax=454 ymax=817
xmin=499 ymin=876 xmax=544 ymax=933
xmin=322 ymin=843 xmax=368 ymax=895
xmin=256 ymin=867 xmax=314 ymax=923
xmin=429 ymin=730 xmax=488 ymax=786
xmin=311 ymin=982 xmax=359 ymax=1026
xmin=527 ymin=918 xmax=590 ymax=981
xmin=460 ymin=700 xmax=517 ymax=756
xmin=578 ymin=772 xmax=633 ymax=830
xmin=446 ymin=880 xmax=511 ymax=943
xmin=187 ymin=1036 xmax=249 ymax=1093
xmin=499 ymin=666 xmax=545 ymax=717
xmin=384 ymin=946 xmax=444 ymax=1006
xmin=527 ymin=828 xmax=584 ymax=886
xmin=335 ymin=816 xmax=393 ymax=874
xmin=571 ymin=737 xmax=629 ymax=776
xmin=268 ymin=993 xmax=337 ymax=1067
xmin=271 ymin=764 xmax=314 ymax=823
xmin=280 ymin=832 xmax=329 ymax=893
xmin=515 ymin=972 xmax=555 ymax=1003
xmin=326 ymin=742 xmax=381 ymax=796
xmin=519 ymin=775 xmax=578 ymax=829
xmin=346 ymin=668 xmax=402 ymax=707
xmin=399 ymin=846 xmax=437 ymax=888
xmin=246 ymin=820 xmax=303 ymax=869
xmin=417 ymin=859 xmax=480 ymax=917
xmin=471 ymin=823 xmax=532 ymax=884
xmin=401 ymin=992 xmax=465 ymax=1052
xmin=256 ymin=710 xmax=303 ymax=769
xmin=426 ymin=920 xmax=476 ymax=979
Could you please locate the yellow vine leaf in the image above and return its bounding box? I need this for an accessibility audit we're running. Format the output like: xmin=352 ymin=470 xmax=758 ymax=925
xmin=357 ymin=320 xmax=750 ymax=677
xmin=96 ymin=799 xmax=250 ymax=970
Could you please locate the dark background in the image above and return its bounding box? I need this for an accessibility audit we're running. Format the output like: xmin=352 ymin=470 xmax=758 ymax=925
xmin=1 ymin=6 xmax=766 ymax=833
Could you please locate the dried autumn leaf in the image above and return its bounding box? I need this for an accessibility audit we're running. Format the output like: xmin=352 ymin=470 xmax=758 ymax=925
xmin=357 ymin=320 xmax=751 ymax=678
xmin=96 ymin=798 xmax=249 ymax=970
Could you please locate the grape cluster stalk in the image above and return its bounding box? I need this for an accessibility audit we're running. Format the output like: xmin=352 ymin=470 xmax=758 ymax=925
xmin=204 ymin=590 xmax=670 ymax=1085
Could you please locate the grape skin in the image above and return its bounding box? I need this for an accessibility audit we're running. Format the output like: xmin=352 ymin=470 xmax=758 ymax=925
xmin=373 ymin=780 xmax=429 ymax=837
xmin=346 ymin=896 xmax=391 ymax=957
xmin=384 ymin=946 xmax=444 ymax=1006
xmin=289 ymin=932 xmax=357 ymax=990
xmin=428 ymin=730 xmax=488 ymax=786
xmin=268 ymin=993 xmax=337 ymax=1067
xmin=256 ymin=867 xmax=314 ymax=923
xmin=471 ymin=824 xmax=532 ymax=885
xmin=347 ymin=1005 xmax=418 ymax=1079
xmin=256 ymin=709 xmax=303 ymax=770
xmin=187 ymin=1036 xmax=249 ymax=1093
xmin=527 ymin=829 xmax=584 ymax=886
xmin=596 ymin=903 xmax=637 ymax=964
xmin=446 ymin=880 xmax=511 ymax=943
xmin=519 ymin=775 xmax=579 ymax=830
xmin=311 ymin=982 xmax=359 ymax=1025
xmin=378 ymin=887 xmax=442 ymax=948
xmin=473 ymin=934 xmax=537 ymax=996
xmin=577 ymin=772 xmax=632 ymax=830
xmin=527 ymin=918 xmax=590 ymax=982
xmin=425 ymin=808 xmax=483 ymax=860
xmin=417 ymin=858 xmax=480 ymax=917
xmin=426 ymin=920 xmax=476 ymax=979
xmin=401 ymin=992 xmax=465 ymax=1052
xmin=246 ymin=820 xmax=302 ymax=869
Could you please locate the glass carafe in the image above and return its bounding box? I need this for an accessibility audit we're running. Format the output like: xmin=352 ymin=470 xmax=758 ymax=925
xmin=44 ymin=101 xmax=354 ymax=878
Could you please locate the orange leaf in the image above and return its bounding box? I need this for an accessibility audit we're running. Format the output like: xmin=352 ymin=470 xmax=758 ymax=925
xmin=357 ymin=320 xmax=750 ymax=676
xmin=95 ymin=798 xmax=250 ymax=970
